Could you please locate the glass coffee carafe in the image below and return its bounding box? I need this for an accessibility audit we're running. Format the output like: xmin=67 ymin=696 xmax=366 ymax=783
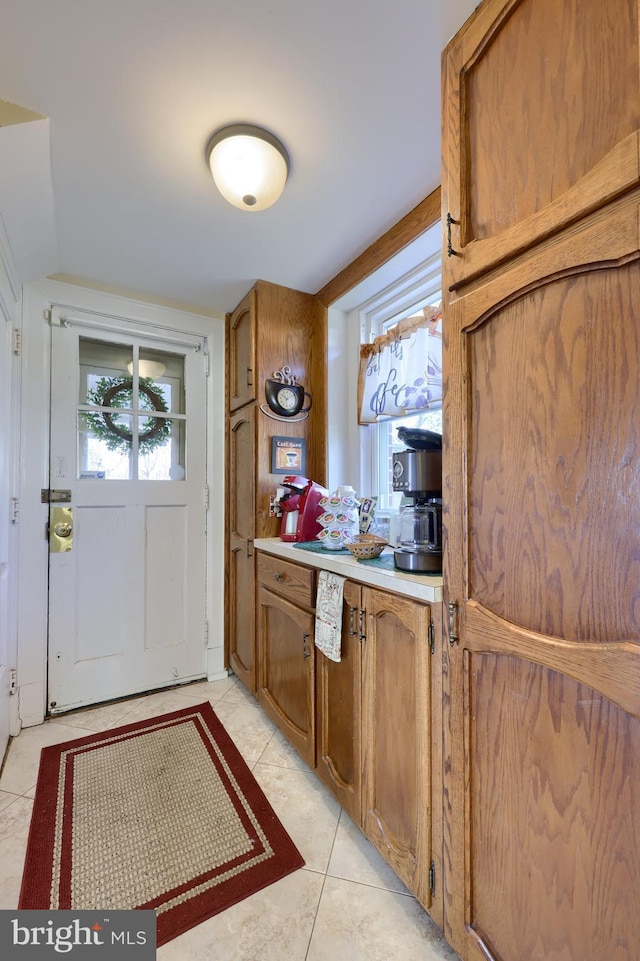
xmin=395 ymin=498 xmax=442 ymax=572
xmin=399 ymin=500 xmax=439 ymax=551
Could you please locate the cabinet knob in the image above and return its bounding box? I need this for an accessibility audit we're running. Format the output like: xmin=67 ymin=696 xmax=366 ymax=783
xmin=275 ymin=571 xmax=284 ymax=581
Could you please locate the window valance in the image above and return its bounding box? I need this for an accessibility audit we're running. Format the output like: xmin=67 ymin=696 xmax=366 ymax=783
xmin=357 ymin=303 xmax=443 ymax=424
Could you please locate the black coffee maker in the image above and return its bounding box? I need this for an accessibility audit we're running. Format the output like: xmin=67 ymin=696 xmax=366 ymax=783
xmin=392 ymin=428 xmax=442 ymax=573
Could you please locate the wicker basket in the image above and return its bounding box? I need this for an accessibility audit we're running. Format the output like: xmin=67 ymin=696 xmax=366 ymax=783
xmin=345 ymin=534 xmax=388 ymax=560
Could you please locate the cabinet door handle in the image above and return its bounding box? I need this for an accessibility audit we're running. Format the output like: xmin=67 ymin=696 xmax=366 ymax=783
xmin=448 ymin=600 xmax=459 ymax=645
xmin=348 ymin=606 xmax=357 ymax=637
xmin=358 ymin=609 xmax=366 ymax=643
xmin=246 ymin=366 xmax=253 ymax=387
xmin=446 ymin=212 xmax=460 ymax=258
xmin=302 ymin=632 xmax=311 ymax=658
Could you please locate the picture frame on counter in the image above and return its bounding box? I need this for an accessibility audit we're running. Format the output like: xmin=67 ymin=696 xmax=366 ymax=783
xmin=271 ymin=436 xmax=306 ymax=474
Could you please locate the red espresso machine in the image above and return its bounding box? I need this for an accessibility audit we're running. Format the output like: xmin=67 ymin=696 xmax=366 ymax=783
xmin=279 ymin=476 xmax=328 ymax=542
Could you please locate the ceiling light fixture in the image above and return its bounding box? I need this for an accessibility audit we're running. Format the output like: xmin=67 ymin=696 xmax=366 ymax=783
xmin=206 ymin=123 xmax=290 ymax=211
xmin=127 ymin=360 xmax=166 ymax=379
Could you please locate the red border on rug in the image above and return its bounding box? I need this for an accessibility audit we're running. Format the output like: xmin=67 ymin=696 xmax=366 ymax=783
xmin=18 ymin=701 xmax=305 ymax=946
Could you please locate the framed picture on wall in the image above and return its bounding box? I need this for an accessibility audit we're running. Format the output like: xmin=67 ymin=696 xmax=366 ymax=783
xmin=271 ymin=436 xmax=306 ymax=475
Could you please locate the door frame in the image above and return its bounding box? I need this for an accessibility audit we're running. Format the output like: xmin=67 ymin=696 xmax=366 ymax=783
xmin=0 ymin=225 xmax=21 ymax=751
xmin=16 ymin=279 xmax=226 ymax=729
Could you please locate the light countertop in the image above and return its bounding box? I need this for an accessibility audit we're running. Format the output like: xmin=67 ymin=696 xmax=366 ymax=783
xmin=254 ymin=537 xmax=443 ymax=604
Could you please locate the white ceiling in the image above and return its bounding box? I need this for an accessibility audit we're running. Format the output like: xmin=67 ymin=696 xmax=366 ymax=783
xmin=0 ymin=1 xmax=478 ymax=315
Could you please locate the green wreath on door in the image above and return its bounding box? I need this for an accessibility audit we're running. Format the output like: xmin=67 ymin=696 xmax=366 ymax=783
xmin=84 ymin=376 xmax=171 ymax=456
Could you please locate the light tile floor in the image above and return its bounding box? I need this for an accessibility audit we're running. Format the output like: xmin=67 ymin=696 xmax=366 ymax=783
xmin=0 ymin=676 xmax=461 ymax=961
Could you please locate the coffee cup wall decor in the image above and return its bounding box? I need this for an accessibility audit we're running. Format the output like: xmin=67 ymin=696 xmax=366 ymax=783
xmin=261 ymin=366 xmax=313 ymax=421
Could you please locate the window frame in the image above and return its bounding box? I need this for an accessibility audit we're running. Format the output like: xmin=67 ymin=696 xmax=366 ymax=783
xmin=358 ymin=247 xmax=443 ymax=511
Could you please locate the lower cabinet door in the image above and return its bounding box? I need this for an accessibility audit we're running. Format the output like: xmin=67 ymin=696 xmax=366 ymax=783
xmin=229 ymin=546 xmax=256 ymax=692
xmin=257 ymin=585 xmax=315 ymax=766
xmin=315 ymin=579 xmax=362 ymax=825
xmin=361 ymin=587 xmax=432 ymax=907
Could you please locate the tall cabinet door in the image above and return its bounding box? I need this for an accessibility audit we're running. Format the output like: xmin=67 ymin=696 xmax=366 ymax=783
xmin=228 ymin=290 xmax=256 ymax=412
xmin=228 ymin=405 xmax=256 ymax=691
xmin=315 ymin=579 xmax=362 ymax=825
xmin=361 ymin=588 xmax=432 ymax=908
xmin=442 ymin=3 xmax=640 ymax=959
xmin=442 ymin=0 xmax=640 ymax=291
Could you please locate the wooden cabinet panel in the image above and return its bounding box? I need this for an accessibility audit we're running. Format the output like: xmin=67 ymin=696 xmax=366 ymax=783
xmin=229 ymin=406 xmax=255 ymax=545
xmin=228 ymin=406 xmax=256 ymax=691
xmin=468 ymin=257 xmax=640 ymax=644
xmin=442 ymin=3 xmax=640 ymax=958
xmin=315 ymin=579 xmax=362 ymax=825
xmin=256 ymin=552 xmax=315 ymax=607
xmin=228 ymin=291 xmax=256 ymax=411
xmin=257 ymin=586 xmax=315 ymax=766
xmin=361 ymin=587 xmax=432 ymax=907
xmin=228 ymin=547 xmax=255 ymax=689
xmin=444 ymin=227 xmax=640 ymax=959
xmin=469 ymin=655 xmax=640 ymax=961
xmin=442 ymin=0 xmax=640 ymax=290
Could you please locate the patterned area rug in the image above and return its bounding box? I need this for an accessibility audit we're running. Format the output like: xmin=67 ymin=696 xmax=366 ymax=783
xmin=19 ymin=701 xmax=304 ymax=946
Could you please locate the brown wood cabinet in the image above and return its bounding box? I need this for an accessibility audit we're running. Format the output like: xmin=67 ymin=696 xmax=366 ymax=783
xmin=228 ymin=290 xmax=256 ymax=412
xmin=442 ymin=2 xmax=640 ymax=959
xmin=315 ymin=578 xmax=363 ymax=825
xmin=257 ymin=553 xmax=316 ymax=765
xmin=225 ymin=282 xmax=327 ymax=692
xmin=361 ymin=586 xmax=433 ymax=908
xmin=255 ymin=548 xmax=436 ymax=910
xmin=228 ymin=404 xmax=256 ymax=689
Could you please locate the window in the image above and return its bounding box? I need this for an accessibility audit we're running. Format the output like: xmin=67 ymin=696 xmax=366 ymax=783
xmin=326 ymin=221 xmax=442 ymax=510
xmin=374 ymin=301 xmax=442 ymax=510
xmin=360 ymin=250 xmax=442 ymax=511
xmin=78 ymin=337 xmax=187 ymax=480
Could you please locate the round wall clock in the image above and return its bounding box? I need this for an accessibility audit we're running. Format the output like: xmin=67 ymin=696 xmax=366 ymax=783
xmin=273 ymin=385 xmax=299 ymax=413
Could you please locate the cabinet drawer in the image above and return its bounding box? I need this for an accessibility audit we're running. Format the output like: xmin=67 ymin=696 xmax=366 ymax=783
xmin=257 ymin=552 xmax=315 ymax=607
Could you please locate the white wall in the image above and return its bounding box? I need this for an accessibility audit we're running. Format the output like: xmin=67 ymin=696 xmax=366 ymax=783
xmin=0 ymin=119 xmax=57 ymax=284
xmin=0 ymin=113 xmax=56 ymax=733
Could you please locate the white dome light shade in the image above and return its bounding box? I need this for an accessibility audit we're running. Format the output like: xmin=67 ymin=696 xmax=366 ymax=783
xmin=206 ymin=124 xmax=290 ymax=211
xmin=127 ymin=360 xmax=166 ymax=379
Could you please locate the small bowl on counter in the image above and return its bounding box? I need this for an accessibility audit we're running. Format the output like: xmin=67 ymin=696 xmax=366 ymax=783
xmin=344 ymin=534 xmax=388 ymax=561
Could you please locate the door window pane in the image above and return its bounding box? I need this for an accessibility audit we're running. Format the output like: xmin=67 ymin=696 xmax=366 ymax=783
xmin=78 ymin=412 xmax=133 ymax=480
xmin=77 ymin=337 xmax=187 ymax=480
xmin=79 ymin=338 xmax=132 ymax=406
xmin=138 ymin=418 xmax=186 ymax=480
xmin=138 ymin=348 xmax=185 ymax=415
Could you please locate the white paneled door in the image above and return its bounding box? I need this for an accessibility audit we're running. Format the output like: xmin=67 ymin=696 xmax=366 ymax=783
xmin=47 ymin=314 xmax=208 ymax=714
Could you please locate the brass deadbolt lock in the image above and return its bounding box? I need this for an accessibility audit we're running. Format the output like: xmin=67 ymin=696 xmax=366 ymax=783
xmin=49 ymin=507 xmax=73 ymax=553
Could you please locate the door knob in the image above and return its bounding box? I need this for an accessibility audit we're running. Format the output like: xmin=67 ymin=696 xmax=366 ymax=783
xmin=54 ymin=522 xmax=72 ymax=538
